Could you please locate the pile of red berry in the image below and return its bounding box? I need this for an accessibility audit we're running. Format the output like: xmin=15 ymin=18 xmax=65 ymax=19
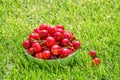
xmin=23 ymin=24 xmax=81 ymax=60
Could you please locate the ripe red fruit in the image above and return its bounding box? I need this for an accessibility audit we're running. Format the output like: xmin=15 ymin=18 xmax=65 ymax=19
xmin=55 ymin=28 xmax=64 ymax=34
xmin=72 ymin=41 xmax=81 ymax=50
xmin=32 ymin=42 xmax=42 ymax=53
xmin=51 ymin=45 xmax=61 ymax=56
xmin=23 ymin=23 xmax=82 ymax=60
xmin=23 ymin=40 xmax=31 ymax=49
xmin=61 ymin=38 xmax=70 ymax=46
xmin=39 ymin=23 xmax=48 ymax=30
xmin=39 ymin=30 xmax=48 ymax=40
xmin=46 ymin=37 xmax=56 ymax=47
xmin=27 ymin=47 xmax=34 ymax=55
xmin=54 ymin=32 xmax=63 ymax=41
xmin=33 ymin=28 xmax=41 ymax=34
xmin=64 ymin=32 xmax=73 ymax=40
xmin=42 ymin=50 xmax=51 ymax=60
xmin=68 ymin=49 xmax=74 ymax=55
xmin=29 ymin=33 xmax=39 ymax=41
xmin=60 ymin=48 xmax=73 ymax=58
xmin=89 ymin=51 xmax=97 ymax=58
xmin=92 ymin=58 xmax=101 ymax=66
xmin=35 ymin=52 xmax=43 ymax=59
xmin=47 ymin=25 xmax=55 ymax=36
xmin=56 ymin=25 xmax=64 ymax=30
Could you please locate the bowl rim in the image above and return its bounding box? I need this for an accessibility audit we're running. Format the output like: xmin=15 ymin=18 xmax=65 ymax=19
xmin=25 ymin=50 xmax=78 ymax=62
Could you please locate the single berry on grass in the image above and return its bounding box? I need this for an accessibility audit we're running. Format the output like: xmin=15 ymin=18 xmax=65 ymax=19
xmin=89 ymin=50 xmax=97 ymax=58
xmin=92 ymin=58 xmax=101 ymax=66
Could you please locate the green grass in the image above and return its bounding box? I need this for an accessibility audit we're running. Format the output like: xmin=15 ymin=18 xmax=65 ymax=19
xmin=0 ymin=0 xmax=120 ymax=80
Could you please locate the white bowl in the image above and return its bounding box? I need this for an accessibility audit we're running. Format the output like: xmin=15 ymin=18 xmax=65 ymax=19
xmin=25 ymin=50 xmax=78 ymax=66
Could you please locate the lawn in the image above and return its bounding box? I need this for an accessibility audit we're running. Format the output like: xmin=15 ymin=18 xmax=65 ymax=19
xmin=0 ymin=0 xmax=120 ymax=80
